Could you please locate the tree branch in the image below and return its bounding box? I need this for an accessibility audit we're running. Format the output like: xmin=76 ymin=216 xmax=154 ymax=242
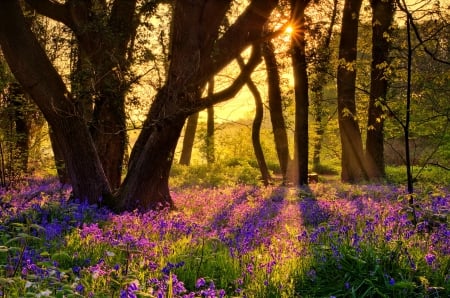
xmin=206 ymin=0 xmax=278 ymax=77
xmin=25 ymin=0 xmax=74 ymax=29
xmin=197 ymin=45 xmax=262 ymax=111
xmin=396 ymin=0 xmax=450 ymax=65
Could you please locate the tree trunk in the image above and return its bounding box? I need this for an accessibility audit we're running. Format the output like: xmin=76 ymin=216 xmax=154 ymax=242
xmin=237 ymin=56 xmax=271 ymax=186
xmin=49 ymin=128 xmax=70 ymax=184
xmin=73 ymin=0 xmax=136 ymax=190
xmin=206 ymin=80 xmax=215 ymax=164
xmin=337 ymin=0 xmax=366 ymax=182
xmin=0 ymin=0 xmax=112 ymax=205
xmin=310 ymin=0 xmax=338 ymax=172
xmin=118 ymin=119 xmax=183 ymax=208
xmin=120 ymin=1 xmax=275 ymax=211
xmin=291 ymin=0 xmax=311 ymax=185
xmin=7 ymin=83 xmax=30 ymax=173
xmin=365 ymin=0 xmax=395 ymax=180
xmin=27 ymin=0 xmax=137 ymax=190
xmin=4 ymin=0 xmax=277 ymax=212
xmin=262 ymin=40 xmax=290 ymax=181
xmin=179 ymin=112 xmax=199 ymax=166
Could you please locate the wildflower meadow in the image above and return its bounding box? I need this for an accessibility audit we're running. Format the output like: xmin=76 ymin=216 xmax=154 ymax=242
xmin=0 ymin=177 xmax=449 ymax=297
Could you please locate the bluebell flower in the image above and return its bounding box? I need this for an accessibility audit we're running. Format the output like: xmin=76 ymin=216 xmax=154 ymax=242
xmin=196 ymin=277 xmax=206 ymax=288
xmin=425 ymin=253 xmax=436 ymax=266
xmin=389 ymin=277 xmax=395 ymax=285
xmin=75 ymin=284 xmax=84 ymax=293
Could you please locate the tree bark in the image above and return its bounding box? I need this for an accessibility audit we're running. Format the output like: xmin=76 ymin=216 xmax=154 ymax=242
xmin=291 ymin=0 xmax=311 ymax=185
xmin=365 ymin=0 xmax=395 ymax=179
xmin=179 ymin=112 xmax=199 ymax=166
xmin=0 ymin=0 xmax=112 ymax=205
xmin=121 ymin=0 xmax=276 ymax=211
xmin=2 ymin=0 xmax=277 ymax=212
xmin=6 ymin=83 xmax=30 ymax=173
xmin=310 ymin=0 xmax=338 ymax=172
xmin=206 ymin=80 xmax=215 ymax=164
xmin=337 ymin=0 xmax=366 ymax=182
xmin=262 ymin=40 xmax=290 ymax=181
xmin=237 ymin=56 xmax=271 ymax=186
xmin=27 ymin=0 xmax=137 ymax=190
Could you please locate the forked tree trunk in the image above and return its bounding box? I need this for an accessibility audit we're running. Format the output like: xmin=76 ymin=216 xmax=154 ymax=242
xmin=291 ymin=0 xmax=311 ymax=185
xmin=365 ymin=0 xmax=395 ymax=180
xmin=0 ymin=0 xmax=112 ymax=205
xmin=262 ymin=40 xmax=290 ymax=181
xmin=119 ymin=1 xmax=276 ymax=211
xmin=337 ymin=0 xmax=366 ymax=182
xmin=28 ymin=0 xmax=137 ymax=190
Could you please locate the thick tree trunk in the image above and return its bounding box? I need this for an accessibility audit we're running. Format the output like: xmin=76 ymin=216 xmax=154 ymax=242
xmin=116 ymin=99 xmax=186 ymax=211
xmin=120 ymin=1 xmax=276 ymax=211
xmin=90 ymin=90 xmax=127 ymax=190
xmin=291 ymin=0 xmax=311 ymax=185
xmin=179 ymin=113 xmax=199 ymax=166
xmin=262 ymin=41 xmax=290 ymax=180
xmin=337 ymin=0 xmax=366 ymax=182
xmin=74 ymin=0 xmax=135 ymax=190
xmin=0 ymin=0 xmax=112 ymax=205
xmin=29 ymin=0 xmax=136 ymax=190
xmin=365 ymin=0 xmax=395 ymax=180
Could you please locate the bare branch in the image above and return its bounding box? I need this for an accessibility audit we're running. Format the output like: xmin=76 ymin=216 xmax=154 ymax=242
xmin=198 ymin=45 xmax=262 ymax=111
xmin=25 ymin=0 xmax=74 ymax=29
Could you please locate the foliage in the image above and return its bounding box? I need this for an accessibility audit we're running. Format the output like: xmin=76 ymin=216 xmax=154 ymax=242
xmin=0 ymin=178 xmax=449 ymax=297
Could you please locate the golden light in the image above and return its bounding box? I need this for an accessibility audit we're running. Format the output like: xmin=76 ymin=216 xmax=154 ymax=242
xmin=285 ymin=25 xmax=294 ymax=35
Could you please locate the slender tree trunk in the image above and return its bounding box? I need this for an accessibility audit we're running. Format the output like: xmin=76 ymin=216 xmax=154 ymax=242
xmin=49 ymin=129 xmax=70 ymax=184
xmin=291 ymin=0 xmax=311 ymax=185
xmin=365 ymin=0 xmax=395 ymax=180
xmin=7 ymin=83 xmax=30 ymax=172
xmin=337 ymin=0 xmax=366 ymax=182
xmin=310 ymin=0 xmax=338 ymax=172
xmin=237 ymin=56 xmax=271 ymax=186
xmin=262 ymin=40 xmax=290 ymax=181
xmin=179 ymin=112 xmax=199 ymax=166
xmin=0 ymin=0 xmax=112 ymax=205
xmin=206 ymin=80 xmax=215 ymax=164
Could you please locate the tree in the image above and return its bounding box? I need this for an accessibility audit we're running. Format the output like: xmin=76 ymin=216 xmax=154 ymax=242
xmin=237 ymin=55 xmax=271 ymax=186
xmin=179 ymin=113 xmax=199 ymax=166
xmin=0 ymin=0 xmax=112 ymax=203
xmin=25 ymin=0 xmax=142 ymax=190
xmin=336 ymin=0 xmax=366 ymax=182
xmin=365 ymin=0 xmax=395 ymax=179
xmin=308 ymin=0 xmax=339 ymax=172
xmin=0 ymin=0 xmax=279 ymax=211
xmin=291 ymin=0 xmax=312 ymax=185
xmin=205 ymin=80 xmax=215 ymax=165
xmin=262 ymin=40 xmax=291 ymax=181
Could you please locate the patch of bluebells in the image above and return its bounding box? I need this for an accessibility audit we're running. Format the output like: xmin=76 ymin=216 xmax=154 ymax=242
xmin=1 ymin=180 xmax=449 ymax=296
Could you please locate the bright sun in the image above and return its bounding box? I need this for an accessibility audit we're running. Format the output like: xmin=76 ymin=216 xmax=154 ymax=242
xmin=285 ymin=25 xmax=294 ymax=35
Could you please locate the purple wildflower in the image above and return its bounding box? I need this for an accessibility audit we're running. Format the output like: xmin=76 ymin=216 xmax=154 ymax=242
xmin=425 ymin=253 xmax=436 ymax=266
xmin=196 ymin=278 xmax=206 ymax=288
